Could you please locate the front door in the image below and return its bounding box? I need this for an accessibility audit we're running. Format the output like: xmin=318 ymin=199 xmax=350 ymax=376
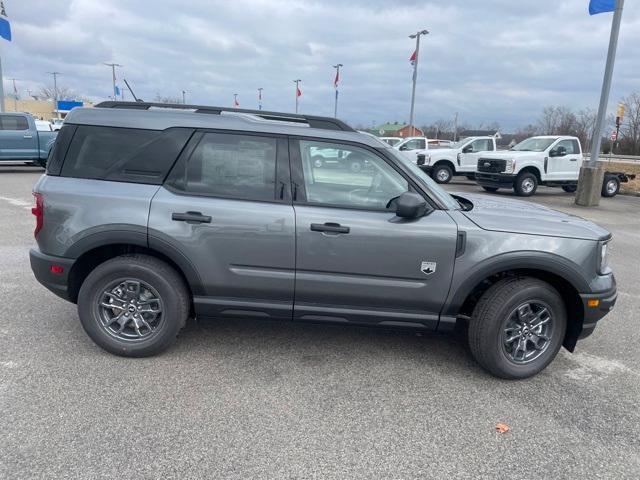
xmin=290 ymin=138 xmax=458 ymax=328
xmin=0 ymin=115 xmax=37 ymax=160
xmin=459 ymin=138 xmax=494 ymax=172
xmin=547 ymin=139 xmax=581 ymax=180
xmin=149 ymin=131 xmax=295 ymax=320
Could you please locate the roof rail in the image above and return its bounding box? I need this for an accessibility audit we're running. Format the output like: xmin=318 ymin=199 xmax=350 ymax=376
xmin=94 ymin=101 xmax=355 ymax=132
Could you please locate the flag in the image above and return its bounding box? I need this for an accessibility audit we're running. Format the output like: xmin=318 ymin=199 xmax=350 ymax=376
xmin=296 ymin=85 xmax=302 ymax=97
xmin=0 ymin=1 xmax=11 ymax=42
xmin=114 ymin=85 xmax=121 ymax=96
xmin=234 ymin=96 xmax=239 ymax=107
xmin=589 ymin=0 xmax=616 ymax=15
xmin=333 ymin=69 xmax=339 ymax=89
xmin=409 ymin=50 xmax=416 ymax=66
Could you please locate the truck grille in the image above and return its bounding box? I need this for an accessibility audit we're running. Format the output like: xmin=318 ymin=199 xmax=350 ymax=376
xmin=477 ymin=158 xmax=506 ymax=173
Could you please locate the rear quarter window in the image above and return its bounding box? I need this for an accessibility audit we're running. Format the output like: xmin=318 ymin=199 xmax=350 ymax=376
xmin=0 ymin=115 xmax=29 ymax=130
xmin=60 ymin=126 xmax=193 ymax=184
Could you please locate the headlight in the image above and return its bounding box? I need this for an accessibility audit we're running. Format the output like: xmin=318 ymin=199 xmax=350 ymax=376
xmin=504 ymin=159 xmax=516 ymax=173
xmin=598 ymin=240 xmax=610 ymax=274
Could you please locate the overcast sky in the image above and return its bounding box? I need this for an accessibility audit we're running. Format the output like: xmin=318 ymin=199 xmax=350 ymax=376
xmin=3 ymin=0 xmax=639 ymax=130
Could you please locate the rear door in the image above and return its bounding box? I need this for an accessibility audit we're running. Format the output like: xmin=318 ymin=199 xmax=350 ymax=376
xmin=290 ymin=138 xmax=458 ymax=328
xmin=0 ymin=115 xmax=38 ymax=160
xmin=149 ymin=131 xmax=295 ymax=320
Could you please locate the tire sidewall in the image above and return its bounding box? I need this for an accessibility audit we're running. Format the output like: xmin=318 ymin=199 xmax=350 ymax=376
xmin=78 ymin=259 xmax=185 ymax=356
xmin=477 ymin=283 xmax=566 ymax=379
xmin=433 ymin=164 xmax=452 ymax=184
xmin=515 ymin=172 xmax=537 ymax=196
xmin=602 ymin=177 xmax=619 ymax=197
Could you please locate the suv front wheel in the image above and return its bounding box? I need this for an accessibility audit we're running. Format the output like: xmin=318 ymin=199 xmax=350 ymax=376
xmin=468 ymin=277 xmax=566 ymax=379
xmin=77 ymin=254 xmax=190 ymax=357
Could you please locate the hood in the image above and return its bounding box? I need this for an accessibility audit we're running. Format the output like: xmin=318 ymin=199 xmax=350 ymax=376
xmin=454 ymin=193 xmax=610 ymax=241
xmin=426 ymin=147 xmax=454 ymax=155
xmin=477 ymin=150 xmax=539 ymax=159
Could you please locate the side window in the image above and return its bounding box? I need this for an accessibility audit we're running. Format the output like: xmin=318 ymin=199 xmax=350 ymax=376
xmin=470 ymin=139 xmax=491 ymax=152
xmin=168 ymin=132 xmax=277 ymax=201
xmin=0 ymin=115 xmax=29 ymax=130
xmin=555 ymin=139 xmax=575 ymax=155
xmin=61 ymin=126 xmax=192 ymax=184
xmin=298 ymin=140 xmax=409 ymax=210
xmin=404 ymin=138 xmax=425 ymax=150
xmin=572 ymin=140 xmax=580 ymax=154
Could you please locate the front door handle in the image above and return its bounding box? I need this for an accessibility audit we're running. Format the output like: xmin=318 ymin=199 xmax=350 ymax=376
xmin=24 ymin=135 xmax=33 ymax=139
xmin=569 ymin=158 xmax=578 ymax=161
xmin=172 ymin=211 xmax=212 ymax=224
xmin=310 ymin=222 xmax=350 ymax=234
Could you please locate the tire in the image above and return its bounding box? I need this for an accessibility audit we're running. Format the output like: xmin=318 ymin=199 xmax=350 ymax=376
xmin=468 ymin=277 xmax=567 ymax=379
xmin=514 ymin=172 xmax=538 ymax=196
xmin=482 ymin=186 xmax=498 ymax=193
xmin=432 ymin=164 xmax=453 ymax=184
xmin=562 ymin=185 xmax=577 ymax=193
xmin=601 ymin=176 xmax=620 ymax=197
xmin=77 ymin=254 xmax=190 ymax=357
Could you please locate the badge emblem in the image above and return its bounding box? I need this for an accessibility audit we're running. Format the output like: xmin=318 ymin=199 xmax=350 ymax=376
xmin=421 ymin=261 xmax=437 ymax=275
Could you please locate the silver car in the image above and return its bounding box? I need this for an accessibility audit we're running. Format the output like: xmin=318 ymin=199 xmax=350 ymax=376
xmin=29 ymin=102 xmax=617 ymax=379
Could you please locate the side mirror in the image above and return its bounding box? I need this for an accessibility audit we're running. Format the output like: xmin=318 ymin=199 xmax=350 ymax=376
xmin=462 ymin=145 xmax=472 ymax=153
xmin=399 ymin=144 xmax=408 ymax=151
xmin=551 ymin=146 xmax=567 ymax=157
xmin=393 ymin=192 xmax=429 ymax=219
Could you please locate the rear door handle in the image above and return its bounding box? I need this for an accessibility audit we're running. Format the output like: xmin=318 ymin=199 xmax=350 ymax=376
xmin=171 ymin=211 xmax=212 ymax=224
xmin=310 ymin=222 xmax=350 ymax=234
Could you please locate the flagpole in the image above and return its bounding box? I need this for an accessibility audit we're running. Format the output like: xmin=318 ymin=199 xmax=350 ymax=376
xmin=408 ymin=30 xmax=428 ymax=138
xmin=333 ymin=63 xmax=342 ymax=118
xmin=576 ymin=0 xmax=624 ymax=206
xmin=258 ymin=87 xmax=263 ymax=110
xmin=293 ymin=79 xmax=301 ymax=113
xmin=0 ymin=54 xmax=5 ymax=112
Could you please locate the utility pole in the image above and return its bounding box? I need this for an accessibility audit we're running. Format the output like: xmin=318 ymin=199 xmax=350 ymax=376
xmin=293 ymin=79 xmax=301 ymax=113
xmin=0 ymin=56 xmax=4 ymax=112
xmin=47 ymin=71 xmax=61 ymax=119
xmin=576 ymin=0 xmax=624 ymax=206
xmin=103 ymin=62 xmax=122 ymax=101
xmin=333 ymin=63 xmax=342 ymax=118
xmin=408 ymin=29 xmax=429 ymax=137
xmin=453 ymin=112 xmax=458 ymax=142
xmin=257 ymin=87 xmax=263 ymax=110
xmin=10 ymin=77 xmax=17 ymax=111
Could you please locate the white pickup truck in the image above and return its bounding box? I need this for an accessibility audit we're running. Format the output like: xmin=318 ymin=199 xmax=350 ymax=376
xmin=474 ymin=135 xmax=634 ymax=197
xmin=394 ymin=136 xmax=453 ymax=163
xmin=415 ymin=136 xmax=497 ymax=184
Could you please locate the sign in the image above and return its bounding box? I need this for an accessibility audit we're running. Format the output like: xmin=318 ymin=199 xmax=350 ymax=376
xmin=56 ymin=100 xmax=83 ymax=112
xmin=610 ymin=131 xmax=617 ymax=141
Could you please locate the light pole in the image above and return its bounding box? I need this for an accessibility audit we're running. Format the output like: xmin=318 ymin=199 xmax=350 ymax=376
xmin=293 ymin=79 xmax=301 ymax=113
xmin=103 ymin=63 xmax=122 ymax=101
xmin=258 ymin=87 xmax=263 ymax=110
xmin=333 ymin=63 xmax=342 ymax=118
xmin=10 ymin=77 xmax=17 ymax=111
xmin=182 ymin=90 xmax=186 ymax=104
xmin=408 ymin=29 xmax=429 ymax=137
xmin=47 ymin=71 xmax=61 ymax=119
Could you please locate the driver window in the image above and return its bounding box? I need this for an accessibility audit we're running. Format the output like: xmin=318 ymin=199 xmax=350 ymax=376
xmin=555 ymin=139 xmax=575 ymax=155
xmin=298 ymin=140 xmax=409 ymax=210
xmin=470 ymin=139 xmax=491 ymax=152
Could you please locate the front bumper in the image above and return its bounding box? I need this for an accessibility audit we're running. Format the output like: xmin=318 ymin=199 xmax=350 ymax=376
xmin=578 ymin=285 xmax=617 ymax=339
xmin=30 ymin=248 xmax=75 ymax=302
xmin=475 ymin=172 xmax=516 ymax=189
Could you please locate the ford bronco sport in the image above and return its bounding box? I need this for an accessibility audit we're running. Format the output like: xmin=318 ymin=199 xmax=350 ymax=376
xmin=29 ymin=102 xmax=617 ymax=379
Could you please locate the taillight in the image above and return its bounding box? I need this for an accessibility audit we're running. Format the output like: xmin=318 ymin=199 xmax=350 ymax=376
xmin=32 ymin=192 xmax=44 ymax=237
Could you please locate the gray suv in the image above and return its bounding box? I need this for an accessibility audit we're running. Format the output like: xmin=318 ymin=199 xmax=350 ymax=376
xmin=29 ymin=102 xmax=617 ymax=379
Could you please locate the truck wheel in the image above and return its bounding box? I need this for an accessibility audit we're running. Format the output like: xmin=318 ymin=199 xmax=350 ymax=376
xmin=432 ymin=164 xmax=453 ymax=184
xmin=77 ymin=254 xmax=190 ymax=357
xmin=601 ymin=176 xmax=620 ymax=197
xmin=514 ymin=172 xmax=538 ymax=196
xmin=482 ymin=186 xmax=498 ymax=193
xmin=468 ymin=277 xmax=566 ymax=379
xmin=562 ymin=185 xmax=577 ymax=193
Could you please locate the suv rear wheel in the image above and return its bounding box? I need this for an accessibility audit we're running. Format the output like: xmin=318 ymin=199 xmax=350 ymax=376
xmin=514 ymin=172 xmax=538 ymax=196
xmin=468 ymin=277 xmax=566 ymax=379
xmin=77 ymin=254 xmax=189 ymax=357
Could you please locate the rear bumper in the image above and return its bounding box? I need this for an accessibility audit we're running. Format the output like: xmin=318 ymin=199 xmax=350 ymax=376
xmin=475 ymin=172 xmax=515 ymax=189
xmin=578 ymin=285 xmax=617 ymax=339
xmin=29 ymin=248 xmax=75 ymax=302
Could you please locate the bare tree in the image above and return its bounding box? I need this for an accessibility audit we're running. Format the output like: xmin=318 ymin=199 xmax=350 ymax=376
xmin=38 ymin=85 xmax=77 ymax=101
xmin=620 ymin=93 xmax=640 ymax=155
xmin=574 ymin=108 xmax=597 ymax=152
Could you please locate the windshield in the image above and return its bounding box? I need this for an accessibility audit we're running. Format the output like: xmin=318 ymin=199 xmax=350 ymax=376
xmin=511 ymin=137 xmax=557 ymax=152
xmin=385 ymin=147 xmax=460 ymax=210
xmin=449 ymin=139 xmax=469 ymax=149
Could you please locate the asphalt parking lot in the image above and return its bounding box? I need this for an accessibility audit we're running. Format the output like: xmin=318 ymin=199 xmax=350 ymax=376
xmin=1 ymin=167 xmax=639 ymax=479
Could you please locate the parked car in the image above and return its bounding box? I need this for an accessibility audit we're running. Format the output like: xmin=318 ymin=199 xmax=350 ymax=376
xmin=416 ymin=136 xmax=497 ymax=184
xmin=380 ymin=136 xmax=402 ymax=147
xmin=0 ymin=113 xmax=57 ymax=167
xmin=50 ymin=118 xmax=65 ymax=131
xmin=475 ymin=135 xmax=634 ymax=197
xmin=30 ymin=102 xmax=617 ymax=379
